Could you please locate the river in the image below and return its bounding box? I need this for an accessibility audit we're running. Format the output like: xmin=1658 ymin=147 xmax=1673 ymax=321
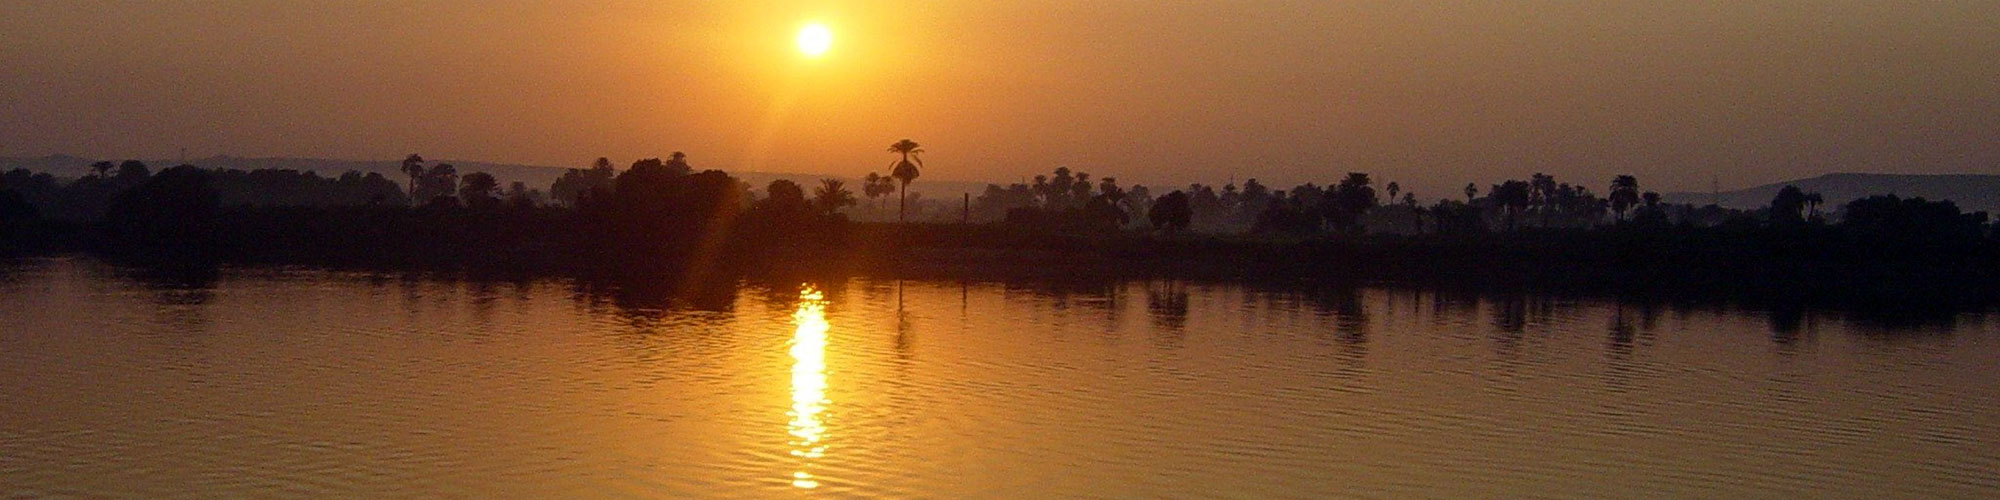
xmin=3 ymin=258 xmax=1996 ymax=498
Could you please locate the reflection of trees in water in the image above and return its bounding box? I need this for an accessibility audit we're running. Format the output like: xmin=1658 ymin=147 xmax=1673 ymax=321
xmin=0 ymin=258 xmax=56 ymax=286
xmin=466 ymin=279 xmax=500 ymax=324
xmin=124 ymin=264 xmax=219 ymax=306
xmin=1605 ymin=304 xmax=1638 ymax=386
xmin=1145 ymin=280 xmax=1190 ymax=332
xmin=1768 ymin=306 xmax=1808 ymax=346
xmin=1844 ymin=306 xmax=1962 ymax=336
xmin=1491 ymin=295 xmax=1528 ymax=334
xmin=1301 ymin=286 xmax=1370 ymax=347
xmin=568 ymin=276 xmax=739 ymax=324
xmin=1600 ymin=306 xmax=1638 ymax=394
xmin=1002 ymin=279 xmax=1121 ymax=320
xmin=1608 ymin=304 xmax=1636 ymax=354
xmin=1429 ymin=289 xmax=1480 ymax=326
xmin=1321 ymin=287 xmax=1370 ymax=372
xmin=124 ymin=264 xmax=219 ymax=334
xmin=1636 ymin=302 xmax=1663 ymax=333
xmin=1489 ymin=293 xmax=1581 ymax=334
xmin=896 ymin=279 xmax=914 ymax=360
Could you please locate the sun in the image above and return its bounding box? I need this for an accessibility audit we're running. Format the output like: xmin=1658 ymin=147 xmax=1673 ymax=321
xmin=796 ymin=23 xmax=832 ymax=58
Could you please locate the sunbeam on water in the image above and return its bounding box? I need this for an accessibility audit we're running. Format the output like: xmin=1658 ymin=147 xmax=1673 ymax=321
xmin=787 ymin=285 xmax=830 ymax=489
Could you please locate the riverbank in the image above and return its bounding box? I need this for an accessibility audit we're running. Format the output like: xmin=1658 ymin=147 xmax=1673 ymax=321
xmin=13 ymin=219 xmax=1996 ymax=316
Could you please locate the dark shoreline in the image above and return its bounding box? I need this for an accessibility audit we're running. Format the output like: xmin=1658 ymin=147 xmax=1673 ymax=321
xmin=11 ymin=220 xmax=1995 ymax=325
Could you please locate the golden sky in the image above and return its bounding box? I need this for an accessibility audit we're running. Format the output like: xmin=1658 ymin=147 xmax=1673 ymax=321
xmin=2 ymin=1 xmax=1996 ymax=197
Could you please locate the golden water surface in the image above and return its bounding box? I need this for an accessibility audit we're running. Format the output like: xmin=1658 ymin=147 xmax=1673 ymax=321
xmin=3 ymin=258 xmax=1998 ymax=498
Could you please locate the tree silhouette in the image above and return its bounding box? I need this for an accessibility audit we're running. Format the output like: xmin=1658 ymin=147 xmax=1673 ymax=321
xmin=1149 ymin=190 xmax=1193 ymax=233
xmin=1322 ymin=173 xmax=1377 ymax=234
xmin=90 ymin=161 xmax=115 ymax=178
xmin=861 ymin=172 xmax=886 ymax=210
xmin=1608 ymin=175 xmax=1639 ymax=222
xmin=1464 ymin=183 xmax=1478 ymax=202
xmin=1070 ymin=170 xmax=1094 ymax=205
xmin=812 ymin=179 xmax=857 ymax=216
xmin=103 ymin=165 xmax=219 ymax=252
xmin=415 ymin=163 xmax=459 ymax=206
xmin=887 ymin=139 xmax=923 ymax=222
xmin=400 ymin=154 xmax=426 ymax=200
xmin=1770 ymin=185 xmax=1808 ymax=225
xmin=764 ymin=179 xmax=808 ymax=211
xmin=1804 ymin=191 xmax=1825 ymax=221
xmin=116 ymin=160 xmax=151 ymax=181
xmin=1050 ymin=167 xmax=1076 ymax=207
xmin=552 ymin=157 xmax=617 ymax=207
xmin=459 ymin=172 xmax=500 ymax=209
xmin=1490 ymin=180 xmax=1531 ymax=231
xmin=1530 ymin=173 xmax=1556 ymax=226
xmin=664 ymin=151 xmax=692 ymax=177
xmin=1842 ymin=194 xmax=1988 ymax=245
xmin=1634 ymin=191 xmax=1667 ymax=226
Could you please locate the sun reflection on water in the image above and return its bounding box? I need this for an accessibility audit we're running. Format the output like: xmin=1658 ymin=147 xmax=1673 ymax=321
xmin=788 ymin=285 xmax=830 ymax=489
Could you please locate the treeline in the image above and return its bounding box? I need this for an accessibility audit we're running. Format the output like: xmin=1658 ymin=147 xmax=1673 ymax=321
xmin=0 ymin=154 xmax=850 ymax=276
xmin=5 ymin=154 xmax=1999 ymax=307
xmin=4 ymin=161 xmax=408 ymax=222
xmin=969 ymin=168 xmax=1908 ymax=236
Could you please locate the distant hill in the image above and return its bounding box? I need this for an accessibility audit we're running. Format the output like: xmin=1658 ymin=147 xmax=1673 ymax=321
xmin=1662 ymin=173 xmax=2000 ymax=214
xmin=0 ymin=155 xmax=96 ymax=176
xmin=0 ymin=154 xmax=990 ymax=201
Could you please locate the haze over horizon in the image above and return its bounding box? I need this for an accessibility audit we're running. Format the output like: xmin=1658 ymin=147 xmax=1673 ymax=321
xmin=4 ymin=1 xmax=1996 ymax=198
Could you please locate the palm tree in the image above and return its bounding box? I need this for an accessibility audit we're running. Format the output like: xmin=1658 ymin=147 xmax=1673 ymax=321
xmin=1490 ymin=180 xmax=1532 ymax=231
xmin=812 ymin=179 xmax=857 ymax=216
xmin=400 ymin=154 xmax=426 ymax=200
xmin=89 ymin=161 xmax=115 ymax=178
xmin=1608 ymin=175 xmax=1640 ymax=222
xmin=886 ymin=139 xmax=924 ymax=222
xmin=862 ymin=172 xmax=885 ymax=210
xmin=1530 ymin=173 xmax=1557 ymax=226
xmin=1464 ymin=183 xmax=1478 ymax=202
xmin=1804 ymin=192 xmax=1825 ymax=221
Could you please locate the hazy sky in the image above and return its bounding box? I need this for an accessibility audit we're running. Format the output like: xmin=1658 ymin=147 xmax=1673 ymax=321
xmin=3 ymin=1 xmax=1996 ymax=197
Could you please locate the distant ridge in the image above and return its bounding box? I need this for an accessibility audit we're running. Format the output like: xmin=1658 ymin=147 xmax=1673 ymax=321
xmin=1662 ymin=173 xmax=2000 ymax=214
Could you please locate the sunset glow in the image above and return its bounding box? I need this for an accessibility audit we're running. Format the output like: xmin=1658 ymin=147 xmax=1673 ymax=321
xmin=7 ymin=2 xmax=2000 ymax=498
xmin=796 ymin=23 xmax=832 ymax=58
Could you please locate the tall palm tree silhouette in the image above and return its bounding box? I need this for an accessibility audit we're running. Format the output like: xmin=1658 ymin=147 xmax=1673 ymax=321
xmin=887 ymin=139 xmax=924 ymax=222
xmin=400 ymin=154 xmax=426 ymax=200
xmin=1609 ymin=175 xmax=1640 ymax=222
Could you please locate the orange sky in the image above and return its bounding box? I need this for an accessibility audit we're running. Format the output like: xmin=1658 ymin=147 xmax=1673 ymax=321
xmin=3 ymin=1 xmax=1997 ymax=198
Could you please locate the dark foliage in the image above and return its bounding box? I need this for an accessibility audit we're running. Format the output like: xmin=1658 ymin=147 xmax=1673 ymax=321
xmin=7 ymin=157 xmax=2000 ymax=312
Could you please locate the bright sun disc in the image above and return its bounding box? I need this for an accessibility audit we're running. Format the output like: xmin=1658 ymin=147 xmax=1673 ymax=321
xmin=796 ymin=23 xmax=832 ymax=57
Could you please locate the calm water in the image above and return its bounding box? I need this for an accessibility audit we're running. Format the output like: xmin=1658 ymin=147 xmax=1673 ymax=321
xmin=4 ymin=258 xmax=1998 ymax=498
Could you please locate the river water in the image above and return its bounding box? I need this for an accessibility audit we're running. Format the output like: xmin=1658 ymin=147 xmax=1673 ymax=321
xmin=3 ymin=258 xmax=1997 ymax=498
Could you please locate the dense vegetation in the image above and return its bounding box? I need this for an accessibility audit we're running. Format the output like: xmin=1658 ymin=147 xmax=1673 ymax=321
xmin=4 ymin=149 xmax=1996 ymax=311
